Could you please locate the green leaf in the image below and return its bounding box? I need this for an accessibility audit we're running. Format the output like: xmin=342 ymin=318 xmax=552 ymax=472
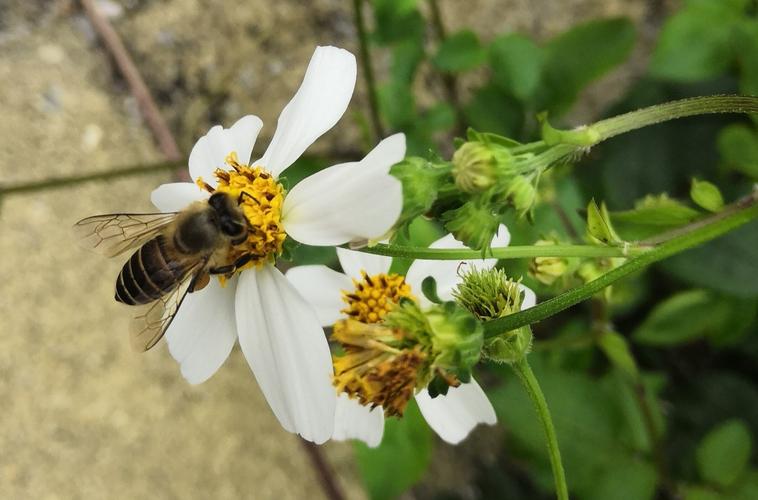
xmin=718 ymin=124 xmax=758 ymax=179
xmin=690 ymin=179 xmax=724 ymax=212
xmin=489 ymin=34 xmax=544 ymax=101
xmin=649 ymin=1 xmax=743 ymax=81
xmin=371 ymin=0 xmax=424 ymax=45
xmin=464 ymin=84 xmax=524 ymax=137
xmin=734 ymin=471 xmax=758 ymax=500
xmin=354 ymin=400 xmax=433 ymax=500
xmin=681 ymin=487 xmax=728 ymax=500
xmin=696 ymin=419 xmax=752 ymax=488
xmin=610 ymin=194 xmax=701 ymax=240
xmin=432 ymin=30 xmax=486 ymax=73
xmin=388 ymin=39 xmax=425 ymax=84
xmin=598 ymin=331 xmax=639 ymax=380
xmin=733 ymin=20 xmax=758 ymax=99
xmin=633 ymin=290 xmax=716 ymax=345
xmin=662 ymin=220 xmax=758 ymax=298
xmin=378 ymin=80 xmax=416 ymax=128
xmin=540 ymin=17 xmax=636 ymax=113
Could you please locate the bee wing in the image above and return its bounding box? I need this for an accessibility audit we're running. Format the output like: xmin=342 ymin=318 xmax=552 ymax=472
xmin=74 ymin=213 xmax=178 ymax=258
xmin=129 ymin=261 xmax=209 ymax=352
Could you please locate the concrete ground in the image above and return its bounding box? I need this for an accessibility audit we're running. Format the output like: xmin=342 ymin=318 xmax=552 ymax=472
xmin=0 ymin=1 xmax=671 ymax=498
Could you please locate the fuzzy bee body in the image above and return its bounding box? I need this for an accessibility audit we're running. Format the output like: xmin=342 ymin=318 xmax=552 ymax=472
xmin=75 ymin=192 xmax=251 ymax=351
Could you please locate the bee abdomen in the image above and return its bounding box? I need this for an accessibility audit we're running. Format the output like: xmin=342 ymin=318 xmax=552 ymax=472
xmin=115 ymin=236 xmax=184 ymax=305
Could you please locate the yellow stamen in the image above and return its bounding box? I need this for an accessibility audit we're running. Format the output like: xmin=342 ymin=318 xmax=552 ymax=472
xmin=341 ymin=271 xmax=414 ymax=324
xmin=197 ymin=152 xmax=286 ymax=272
xmin=331 ymin=319 xmax=426 ymax=417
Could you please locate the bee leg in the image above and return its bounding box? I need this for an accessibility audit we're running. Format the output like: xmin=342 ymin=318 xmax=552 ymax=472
xmin=190 ymin=272 xmax=210 ymax=292
xmin=209 ymin=253 xmax=256 ymax=275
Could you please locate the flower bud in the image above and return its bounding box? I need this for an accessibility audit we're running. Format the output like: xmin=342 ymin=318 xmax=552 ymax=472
xmin=504 ymin=175 xmax=537 ymax=215
xmin=529 ymin=239 xmax=570 ymax=285
xmin=451 ymin=142 xmax=509 ymax=193
xmin=441 ymin=201 xmax=500 ymax=253
xmin=453 ymin=267 xmax=532 ymax=363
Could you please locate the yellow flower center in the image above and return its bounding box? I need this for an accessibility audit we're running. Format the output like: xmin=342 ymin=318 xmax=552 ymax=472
xmin=341 ymin=271 xmax=414 ymax=324
xmin=331 ymin=319 xmax=426 ymax=417
xmin=198 ymin=152 xmax=286 ymax=271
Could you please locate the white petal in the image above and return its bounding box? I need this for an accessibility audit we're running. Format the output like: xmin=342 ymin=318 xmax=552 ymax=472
xmin=520 ymin=285 xmax=537 ymax=310
xmin=281 ymin=134 xmax=405 ymax=246
xmin=189 ymin=115 xmax=264 ymax=186
xmin=235 ymin=265 xmax=335 ymax=443
xmin=256 ymin=46 xmax=357 ymax=176
xmin=150 ymin=182 xmax=206 ymax=212
xmin=405 ymin=225 xmax=510 ymax=306
xmin=333 ymin=393 xmax=385 ymax=447
xmin=415 ymin=379 xmax=497 ymax=444
xmin=165 ymin=277 xmax=237 ymax=385
xmin=336 ymin=247 xmax=392 ymax=281
xmin=285 ymin=265 xmax=352 ymax=327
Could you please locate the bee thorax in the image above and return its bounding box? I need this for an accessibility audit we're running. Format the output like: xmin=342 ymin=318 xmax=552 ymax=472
xmin=173 ymin=211 xmax=220 ymax=254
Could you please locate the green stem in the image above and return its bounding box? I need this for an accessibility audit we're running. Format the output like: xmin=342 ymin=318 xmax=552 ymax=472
xmin=512 ymin=357 xmax=569 ymax=500
xmin=518 ymin=95 xmax=758 ymax=173
xmin=483 ymin=190 xmax=758 ymax=338
xmin=358 ymin=243 xmax=646 ymax=260
xmin=592 ymin=95 xmax=758 ymax=141
xmin=0 ymin=160 xmax=184 ymax=196
xmin=352 ymin=0 xmax=385 ymax=141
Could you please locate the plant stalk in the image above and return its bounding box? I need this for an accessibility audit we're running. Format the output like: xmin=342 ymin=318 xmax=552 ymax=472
xmin=512 ymin=358 xmax=569 ymax=500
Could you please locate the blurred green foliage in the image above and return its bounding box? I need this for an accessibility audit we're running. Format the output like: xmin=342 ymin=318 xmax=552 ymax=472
xmin=282 ymin=0 xmax=758 ymax=498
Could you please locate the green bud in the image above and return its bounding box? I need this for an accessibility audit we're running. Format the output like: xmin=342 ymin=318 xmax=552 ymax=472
xmin=383 ymin=299 xmax=483 ymax=393
xmin=504 ymin=175 xmax=537 ymax=215
xmin=425 ymin=302 xmax=483 ymax=379
xmin=690 ymin=178 xmax=724 ymax=212
xmin=451 ymin=141 xmax=510 ymax=193
xmin=441 ymin=200 xmax=500 ymax=253
xmin=529 ymin=239 xmax=570 ymax=285
xmin=390 ymin=157 xmax=449 ymax=228
xmin=482 ymin=326 xmax=533 ymax=364
xmin=453 ymin=267 xmax=532 ymax=363
xmin=453 ymin=267 xmax=522 ymax=320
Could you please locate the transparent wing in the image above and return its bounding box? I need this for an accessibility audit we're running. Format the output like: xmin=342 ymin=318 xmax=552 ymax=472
xmin=73 ymin=213 xmax=178 ymax=258
xmin=128 ymin=262 xmax=208 ymax=353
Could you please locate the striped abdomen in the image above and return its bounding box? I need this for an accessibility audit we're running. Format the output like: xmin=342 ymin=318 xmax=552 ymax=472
xmin=115 ymin=235 xmax=189 ymax=305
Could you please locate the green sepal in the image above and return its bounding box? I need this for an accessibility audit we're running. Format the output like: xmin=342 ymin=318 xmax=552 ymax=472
xmin=441 ymin=199 xmax=500 ymax=254
xmin=482 ymin=325 xmax=533 ymax=364
xmin=279 ymin=237 xmax=300 ymax=262
xmin=538 ymin=112 xmax=600 ymax=147
xmin=426 ymin=302 xmax=484 ymax=379
xmin=587 ymin=198 xmax=623 ymax=245
xmin=390 ymin=157 xmax=451 ymax=229
xmin=426 ymin=375 xmax=451 ymax=398
xmin=421 ymin=276 xmax=443 ymax=304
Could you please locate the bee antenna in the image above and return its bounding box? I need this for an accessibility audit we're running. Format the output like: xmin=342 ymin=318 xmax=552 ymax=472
xmin=238 ymin=191 xmax=260 ymax=205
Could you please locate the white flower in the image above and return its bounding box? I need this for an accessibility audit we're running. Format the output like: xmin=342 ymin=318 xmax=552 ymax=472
xmin=150 ymin=46 xmax=405 ymax=444
xmin=286 ymin=226 xmax=536 ymax=445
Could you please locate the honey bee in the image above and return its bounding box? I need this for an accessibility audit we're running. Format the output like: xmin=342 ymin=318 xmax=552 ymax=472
xmin=75 ymin=192 xmax=255 ymax=352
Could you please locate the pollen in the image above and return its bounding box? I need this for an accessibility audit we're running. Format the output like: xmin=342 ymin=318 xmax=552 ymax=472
xmin=200 ymin=152 xmax=286 ymax=271
xmin=331 ymin=319 xmax=426 ymax=417
xmin=341 ymin=271 xmax=414 ymax=324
